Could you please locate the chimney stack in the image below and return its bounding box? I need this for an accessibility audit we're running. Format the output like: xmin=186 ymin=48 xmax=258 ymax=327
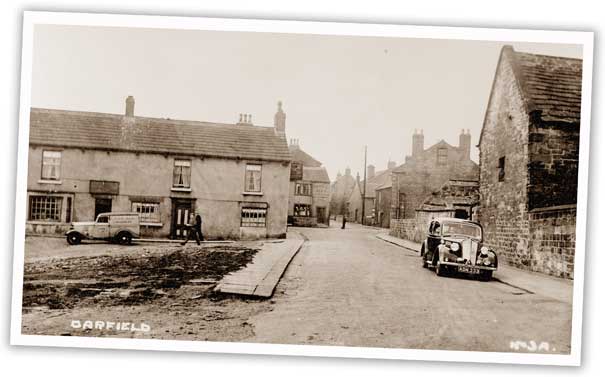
xmin=125 ymin=96 xmax=135 ymax=117
xmin=412 ymin=129 xmax=424 ymax=157
xmin=274 ymin=101 xmax=286 ymax=137
xmin=459 ymin=129 xmax=471 ymax=160
xmin=345 ymin=167 xmax=351 ymax=176
xmin=387 ymin=160 xmax=396 ymax=170
xmin=367 ymin=164 xmax=376 ymax=179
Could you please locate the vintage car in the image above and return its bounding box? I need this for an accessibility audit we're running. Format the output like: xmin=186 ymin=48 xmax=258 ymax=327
xmin=420 ymin=217 xmax=497 ymax=281
xmin=65 ymin=212 xmax=140 ymax=245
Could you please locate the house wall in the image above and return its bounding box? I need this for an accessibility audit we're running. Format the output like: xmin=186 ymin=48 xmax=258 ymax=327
xmin=288 ymin=180 xmax=330 ymax=226
xmin=528 ymin=123 xmax=580 ymax=210
xmin=27 ymin=146 xmax=289 ymax=239
xmin=391 ymin=145 xmax=479 ymax=221
xmin=478 ymin=54 xmax=532 ymax=267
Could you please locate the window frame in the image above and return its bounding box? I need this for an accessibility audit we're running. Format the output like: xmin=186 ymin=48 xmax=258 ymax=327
xmin=41 ymin=150 xmax=62 ymax=181
xmin=294 ymin=204 xmax=312 ymax=217
xmin=241 ymin=207 xmax=267 ymax=227
xmin=437 ymin=148 xmax=448 ymax=166
xmin=131 ymin=201 xmax=161 ymax=224
xmin=244 ymin=163 xmax=263 ymax=193
xmin=172 ymin=159 xmax=192 ymax=189
xmin=29 ymin=195 xmax=63 ymax=222
xmin=498 ymin=156 xmax=506 ymax=182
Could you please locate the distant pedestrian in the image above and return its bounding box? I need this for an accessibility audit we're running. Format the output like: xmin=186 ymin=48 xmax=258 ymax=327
xmin=341 ymin=215 xmax=347 ymax=229
xmin=181 ymin=212 xmax=204 ymax=245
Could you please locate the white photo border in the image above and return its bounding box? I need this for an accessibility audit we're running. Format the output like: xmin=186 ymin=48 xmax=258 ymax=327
xmin=10 ymin=11 xmax=594 ymax=367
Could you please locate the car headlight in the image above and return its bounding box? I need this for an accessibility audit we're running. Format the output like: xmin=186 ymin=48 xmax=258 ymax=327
xmin=480 ymin=246 xmax=489 ymax=256
xmin=450 ymin=243 xmax=460 ymax=252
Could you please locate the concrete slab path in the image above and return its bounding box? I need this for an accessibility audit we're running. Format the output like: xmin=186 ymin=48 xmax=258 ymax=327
xmin=214 ymin=232 xmax=305 ymax=298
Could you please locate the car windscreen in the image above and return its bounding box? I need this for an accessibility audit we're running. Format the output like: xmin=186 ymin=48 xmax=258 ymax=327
xmin=441 ymin=222 xmax=481 ymax=238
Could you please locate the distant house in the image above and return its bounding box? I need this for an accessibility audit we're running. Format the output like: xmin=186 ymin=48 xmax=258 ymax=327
xmin=389 ymin=129 xmax=479 ymax=242
xmin=347 ymin=161 xmax=396 ymax=225
xmin=329 ymin=167 xmax=356 ymax=217
xmin=391 ymin=129 xmax=479 ymax=220
xmin=288 ymin=139 xmax=331 ymax=226
xmin=478 ymin=46 xmax=582 ymax=278
xmin=27 ymin=97 xmax=291 ymax=240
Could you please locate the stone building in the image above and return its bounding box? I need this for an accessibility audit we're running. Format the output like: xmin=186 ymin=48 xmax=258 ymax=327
xmin=26 ymin=97 xmax=291 ymax=240
xmin=391 ymin=129 xmax=479 ymax=220
xmin=329 ymin=167 xmax=356 ymax=217
xmin=478 ymin=46 xmax=582 ymax=278
xmin=288 ymin=139 xmax=331 ymax=226
xmin=347 ymin=161 xmax=396 ymax=225
xmin=390 ymin=179 xmax=480 ymax=242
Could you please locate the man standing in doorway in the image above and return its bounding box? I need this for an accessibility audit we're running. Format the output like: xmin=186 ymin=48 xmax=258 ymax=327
xmin=181 ymin=212 xmax=204 ymax=246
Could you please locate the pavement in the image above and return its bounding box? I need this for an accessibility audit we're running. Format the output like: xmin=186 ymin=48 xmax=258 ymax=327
xmin=375 ymin=232 xmax=573 ymax=304
xmin=214 ymin=232 xmax=305 ymax=298
xmin=246 ymin=222 xmax=573 ymax=353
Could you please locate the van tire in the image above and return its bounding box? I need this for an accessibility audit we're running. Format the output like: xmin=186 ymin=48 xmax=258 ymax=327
xmin=116 ymin=231 xmax=132 ymax=245
xmin=67 ymin=233 xmax=81 ymax=245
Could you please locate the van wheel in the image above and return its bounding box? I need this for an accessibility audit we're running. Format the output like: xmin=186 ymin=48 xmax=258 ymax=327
xmin=117 ymin=231 xmax=132 ymax=245
xmin=67 ymin=233 xmax=81 ymax=245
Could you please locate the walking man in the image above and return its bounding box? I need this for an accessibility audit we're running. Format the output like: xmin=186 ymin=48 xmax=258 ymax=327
xmin=341 ymin=214 xmax=347 ymax=229
xmin=181 ymin=212 xmax=204 ymax=245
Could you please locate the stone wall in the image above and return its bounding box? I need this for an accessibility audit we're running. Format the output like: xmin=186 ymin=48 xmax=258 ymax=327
xmin=478 ymin=50 xmax=532 ymax=268
xmin=390 ymin=218 xmax=424 ymax=243
xmin=528 ymin=123 xmax=580 ymax=210
xmin=527 ymin=205 xmax=576 ymax=279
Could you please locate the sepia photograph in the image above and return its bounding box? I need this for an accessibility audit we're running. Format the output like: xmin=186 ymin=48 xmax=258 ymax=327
xmin=10 ymin=12 xmax=593 ymax=366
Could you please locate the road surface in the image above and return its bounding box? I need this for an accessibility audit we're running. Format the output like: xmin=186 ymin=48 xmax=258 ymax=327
xmin=248 ymin=223 xmax=572 ymax=353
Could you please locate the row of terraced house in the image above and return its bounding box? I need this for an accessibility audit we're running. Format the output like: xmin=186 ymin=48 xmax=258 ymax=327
xmin=341 ymin=46 xmax=582 ymax=279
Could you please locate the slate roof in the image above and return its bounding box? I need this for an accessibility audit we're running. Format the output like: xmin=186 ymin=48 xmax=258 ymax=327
xmin=289 ymin=146 xmax=322 ymax=167
xmin=29 ymin=108 xmax=291 ymax=162
xmin=505 ymin=46 xmax=582 ymax=124
xmin=303 ymin=166 xmax=330 ymax=183
xmin=361 ymin=169 xmax=393 ymax=199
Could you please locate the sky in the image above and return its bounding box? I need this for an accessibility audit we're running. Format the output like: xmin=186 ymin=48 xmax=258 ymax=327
xmin=31 ymin=25 xmax=582 ymax=180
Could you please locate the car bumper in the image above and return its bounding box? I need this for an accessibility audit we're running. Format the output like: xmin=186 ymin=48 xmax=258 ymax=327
xmin=441 ymin=261 xmax=497 ymax=272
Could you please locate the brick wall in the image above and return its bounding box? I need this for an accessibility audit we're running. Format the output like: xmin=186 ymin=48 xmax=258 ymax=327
xmin=528 ymin=205 xmax=576 ymax=278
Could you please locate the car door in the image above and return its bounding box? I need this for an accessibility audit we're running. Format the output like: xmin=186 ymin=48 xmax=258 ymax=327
xmin=91 ymin=215 xmax=110 ymax=239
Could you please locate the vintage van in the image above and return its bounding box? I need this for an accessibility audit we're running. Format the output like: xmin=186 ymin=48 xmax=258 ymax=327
xmin=65 ymin=212 xmax=140 ymax=245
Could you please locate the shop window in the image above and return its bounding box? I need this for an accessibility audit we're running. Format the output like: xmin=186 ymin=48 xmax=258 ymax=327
xmin=132 ymin=202 xmax=161 ymax=223
xmin=241 ymin=207 xmax=267 ymax=227
xmin=29 ymin=195 xmax=62 ymax=222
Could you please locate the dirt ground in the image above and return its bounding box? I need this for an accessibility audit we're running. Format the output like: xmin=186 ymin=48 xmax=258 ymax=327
xmin=20 ymin=237 xmax=274 ymax=340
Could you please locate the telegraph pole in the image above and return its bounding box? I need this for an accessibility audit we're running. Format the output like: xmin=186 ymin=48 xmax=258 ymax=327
xmin=361 ymin=145 xmax=367 ymax=226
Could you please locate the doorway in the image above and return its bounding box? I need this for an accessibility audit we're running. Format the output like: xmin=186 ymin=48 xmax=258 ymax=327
xmin=316 ymin=207 xmax=326 ymax=224
xmin=94 ymin=197 xmax=112 ymax=219
xmin=171 ymin=199 xmax=193 ymax=239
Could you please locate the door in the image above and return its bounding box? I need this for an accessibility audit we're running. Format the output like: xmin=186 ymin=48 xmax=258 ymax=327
xmin=316 ymin=207 xmax=326 ymax=224
xmin=91 ymin=214 xmax=110 ymax=239
xmin=171 ymin=199 xmax=193 ymax=239
xmin=94 ymin=198 xmax=112 ymax=218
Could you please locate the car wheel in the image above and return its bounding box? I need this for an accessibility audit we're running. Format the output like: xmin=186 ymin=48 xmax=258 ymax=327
xmin=66 ymin=233 xmax=81 ymax=245
xmin=435 ymin=261 xmax=447 ymax=276
xmin=479 ymin=270 xmax=493 ymax=282
xmin=117 ymin=231 xmax=132 ymax=245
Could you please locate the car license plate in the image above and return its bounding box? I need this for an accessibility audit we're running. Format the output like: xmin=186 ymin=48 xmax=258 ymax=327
xmin=458 ymin=265 xmax=480 ymax=274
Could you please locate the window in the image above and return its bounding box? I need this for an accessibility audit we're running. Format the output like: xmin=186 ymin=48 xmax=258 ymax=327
xmin=173 ymin=159 xmax=191 ymax=188
xmin=295 ymin=183 xmax=312 ymax=196
xmin=97 ymin=215 xmax=109 ymax=223
xmin=132 ymin=202 xmax=161 ymax=223
xmin=41 ymin=150 xmax=61 ymax=180
xmin=241 ymin=207 xmax=267 ymax=227
xmin=294 ymin=204 xmax=312 ymax=217
xmin=245 ymin=164 xmax=262 ymax=192
xmin=437 ymin=148 xmax=448 ymax=165
xmin=498 ymin=156 xmax=506 ymax=182
xmin=29 ymin=196 xmax=62 ymax=222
